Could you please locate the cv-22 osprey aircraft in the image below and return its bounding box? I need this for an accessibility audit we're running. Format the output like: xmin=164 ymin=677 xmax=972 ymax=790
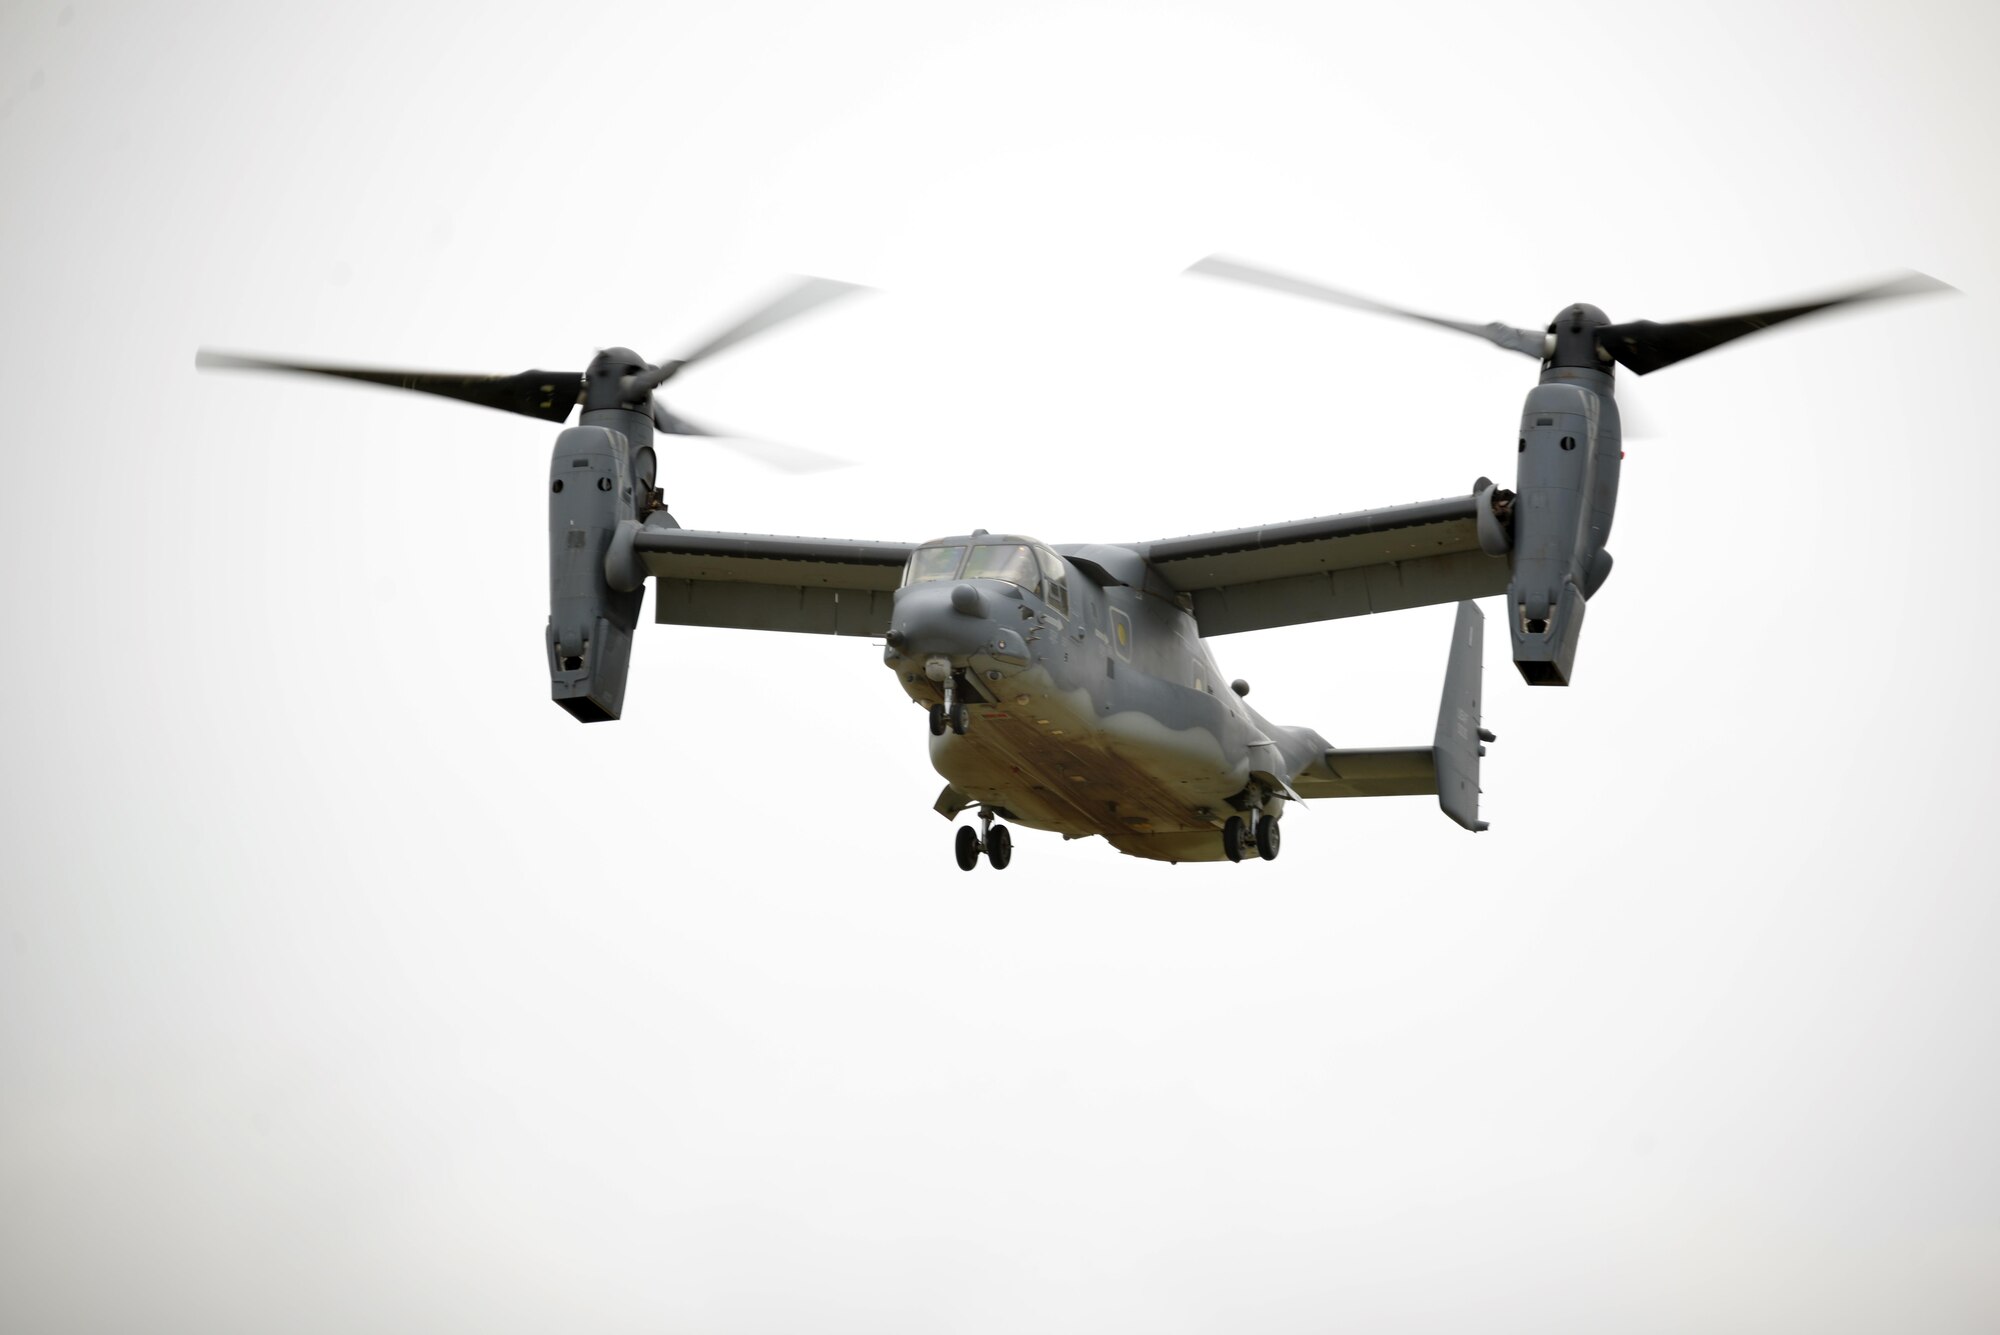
xmin=199 ymin=262 xmax=1947 ymax=867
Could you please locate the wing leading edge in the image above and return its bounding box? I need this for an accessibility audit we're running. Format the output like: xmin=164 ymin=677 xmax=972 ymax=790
xmin=1136 ymin=494 xmax=1509 ymax=636
xmin=633 ymin=526 xmax=915 ymax=636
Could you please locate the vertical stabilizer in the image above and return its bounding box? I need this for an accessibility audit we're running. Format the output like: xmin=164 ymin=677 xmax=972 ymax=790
xmin=1433 ymin=601 xmax=1491 ymax=831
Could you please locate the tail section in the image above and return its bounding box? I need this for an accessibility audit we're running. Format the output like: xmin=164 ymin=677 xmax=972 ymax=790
xmin=1287 ymin=600 xmax=1492 ymax=830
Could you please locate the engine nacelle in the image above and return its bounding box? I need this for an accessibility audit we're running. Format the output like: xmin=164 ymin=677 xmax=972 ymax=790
xmin=1508 ymin=379 xmax=1620 ymax=685
xmin=547 ymin=424 xmax=643 ymax=721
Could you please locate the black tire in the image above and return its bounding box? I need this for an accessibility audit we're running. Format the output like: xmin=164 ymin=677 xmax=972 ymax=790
xmin=1221 ymin=816 xmax=1244 ymax=863
xmin=955 ymin=825 xmax=981 ymax=871
xmin=929 ymin=703 xmax=947 ymax=736
xmin=987 ymin=824 xmax=1012 ymax=870
xmin=949 ymin=701 xmax=970 ymax=735
xmin=1256 ymin=815 xmax=1281 ymax=861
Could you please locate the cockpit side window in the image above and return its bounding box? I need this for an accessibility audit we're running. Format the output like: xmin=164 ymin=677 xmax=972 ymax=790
xmin=903 ymin=544 xmax=967 ymax=586
xmin=1034 ymin=546 xmax=1068 ymax=615
xmin=962 ymin=544 xmax=1040 ymax=593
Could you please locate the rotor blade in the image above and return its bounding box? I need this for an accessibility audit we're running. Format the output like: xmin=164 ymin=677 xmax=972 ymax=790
xmin=651 ymin=398 xmax=712 ymax=437
xmin=1187 ymin=255 xmax=1548 ymax=359
xmin=671 ymin=275 xmax=869 ymax=374
xmin=195 ymin=350 xmax=581 ymax=422
xmin=1596 ymin=270 xmax=1954 ymax=375
xmin=653 ymin=398 xmax=851 ymax=473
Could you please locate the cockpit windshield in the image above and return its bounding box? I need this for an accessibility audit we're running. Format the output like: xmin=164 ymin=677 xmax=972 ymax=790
xmin=961 ymin=544 xmax=1039 ymax=589
xmin=902 ymin=544 xmax=967 ymax=585
xmin=902 ymin=538 xmax=1066 ymax=611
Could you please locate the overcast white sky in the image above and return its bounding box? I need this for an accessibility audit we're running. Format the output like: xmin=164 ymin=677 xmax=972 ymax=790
xmin=4 ymin=2 xmax=1998 ymax=1331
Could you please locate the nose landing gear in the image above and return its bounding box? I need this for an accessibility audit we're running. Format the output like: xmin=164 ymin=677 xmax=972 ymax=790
xmin=928 ymin=698 xmax=969 ymax=736
xmin=927 ymin=672 xmax=971 ymax=736
xmin=954 ymin=807 xmax=1013 ymax=870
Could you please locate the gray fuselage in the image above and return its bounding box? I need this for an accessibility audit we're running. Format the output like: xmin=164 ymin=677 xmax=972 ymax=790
xmin=883 ymin=535 xmax=1324 ymax=862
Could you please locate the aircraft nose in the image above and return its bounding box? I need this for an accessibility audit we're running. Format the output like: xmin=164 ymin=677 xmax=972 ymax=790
xmin=890 ymin=582 xmax=993 ymax=658
xmin=885 ymin=581 xmax=1033 ymax=679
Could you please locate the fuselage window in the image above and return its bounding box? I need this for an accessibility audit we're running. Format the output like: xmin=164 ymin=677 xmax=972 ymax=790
xmin=963 ymin=544 xmax=1041 ymax=594
xmin=903 ymin=545 xmax=967 ymax=586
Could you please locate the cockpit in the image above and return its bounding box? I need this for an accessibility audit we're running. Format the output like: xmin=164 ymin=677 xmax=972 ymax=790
xmin=902 ymin=536 xmax=1069 ymax=614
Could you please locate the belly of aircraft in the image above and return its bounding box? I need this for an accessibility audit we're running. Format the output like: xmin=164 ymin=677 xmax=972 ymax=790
xmin=923 ymin=671 xmax=1250 ymax=851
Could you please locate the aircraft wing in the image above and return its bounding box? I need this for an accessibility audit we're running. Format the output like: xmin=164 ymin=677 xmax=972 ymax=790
xmin=633 ymin=527 xmax=914 ymax=636
xmin=1136 ymin=494 xmax=1509 ymax=636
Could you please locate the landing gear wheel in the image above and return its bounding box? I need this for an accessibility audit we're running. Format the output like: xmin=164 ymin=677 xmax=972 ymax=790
xmin=986 ymin=824 xmax=1012 ymax=870
xmin=1256 ymin=816 xmax=1281 ymax=861
xmin=949 ymin=701 xmax=970 ymax=735
xmin=928 ymin=704 xmax=947 ymax=736
xmin=955 ymin=825 xmax=981 ymax=871
xmin=1221 ymin=816 xmax=1245 ymax=863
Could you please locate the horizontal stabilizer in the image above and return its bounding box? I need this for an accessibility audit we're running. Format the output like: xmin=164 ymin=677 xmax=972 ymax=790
xmin=1296 ymin=747 xmax=1437 ymax=799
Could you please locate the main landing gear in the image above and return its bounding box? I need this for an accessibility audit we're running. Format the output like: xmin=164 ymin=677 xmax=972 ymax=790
xmin=1221 ymin=811 xmax=1281 ymax=863
xmin=955 ymin=807 xmax=1012 ymax=871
